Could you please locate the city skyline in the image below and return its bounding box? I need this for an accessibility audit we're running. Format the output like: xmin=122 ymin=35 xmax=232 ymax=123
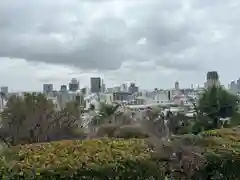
xmin=0 ymin=1 xmax=240 ymax=91
xmin=1 ymin=72 xmax=237 ymax=93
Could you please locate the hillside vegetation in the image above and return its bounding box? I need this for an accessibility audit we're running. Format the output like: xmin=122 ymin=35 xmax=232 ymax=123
xmin=0 ymin=127 xmax=239 ymax=179
xmin=0 ymin=139 xmax=165 ymax=179
xmin=0 ymin=87 xmax=239 ymax=179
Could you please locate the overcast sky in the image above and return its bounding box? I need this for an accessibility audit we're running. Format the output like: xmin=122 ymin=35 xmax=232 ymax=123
xmin=0 ymin=0 xmax=240 ymax=92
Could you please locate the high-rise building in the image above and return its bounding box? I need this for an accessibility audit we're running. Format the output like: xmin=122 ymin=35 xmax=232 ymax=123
xmin=101 ymin=79 xmax=106 ymax=93
xmin=101 ymin=84 xmax=106 ymax=93
xmin=205 ymin=71 xmax=220 ymax=88
xmin=175 ymin=81 xmax=179 ymax=90
xmin=207 ymin=71 xmax=219 ymax=80
xmin=91 ymin=77 xmax=101 ymax=93
xmin=43 ymin=84 xmax=53 ymax=94
xmin=128 ymin=83 xmax=139 ymax=93
xmin=121 ymin=84 xmax=128 ymax=92
xmin=237 ymin=78 xmax=240 ymax=90
xmin=230 ymin=81 xmax=236 ymax=90
xmin=60 ymin=85 xmax=67 ymax=92
xmin=81 ymin=87 xmax=87 ymax=95
xmin=69 ymin=78 xmax=79 ymax=91
xmin=0 ymin=86 xmax=8 ymax=95
xmin=168 ymin=91 xmax=171 ymax=100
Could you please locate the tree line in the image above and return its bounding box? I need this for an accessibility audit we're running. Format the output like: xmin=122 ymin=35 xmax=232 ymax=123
xmin=0 ymin=85 xmax=239 ymax=147
xmin=0 ymin=93 xmax=84 ymax=146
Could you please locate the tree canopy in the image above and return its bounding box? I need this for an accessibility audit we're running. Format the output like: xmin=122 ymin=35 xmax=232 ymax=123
xmin=0 ymin=93 xmax=84 ymax=146
xmin=195 ymin=86 xmax=239 ymax=131
xmin=91 ymin=102 xmax=120 ymax=126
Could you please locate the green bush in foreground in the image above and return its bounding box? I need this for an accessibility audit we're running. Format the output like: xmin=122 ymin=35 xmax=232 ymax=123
xmin=198 ymin=128 xmax=240 ymax=179
xmin=114 ymin=125 xmax=150 ymax=139
xmin=95 ymin=124 xmax=150 ymax=139
xmin=1 ymin=127 xmax=240 ymax=179
xmin=169 ymin=127 xmax=240 ymax=179
xmin=0 ymin=139 xmax=165 ymax=179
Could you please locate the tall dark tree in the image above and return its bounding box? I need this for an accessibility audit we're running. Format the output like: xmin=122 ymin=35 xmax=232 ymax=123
xmin=197 ymin=86 xmax=238 ymax=130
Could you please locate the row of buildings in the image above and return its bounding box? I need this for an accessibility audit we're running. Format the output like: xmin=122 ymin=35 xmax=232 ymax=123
xmin=43 ymin=77 xmax=104 ymax=94
xmin=0 ymin=83 xmax=197 ymax=113
xmin=43 ymin=78 xmax=140 ymax=95
xmin=0 ymin=71 xmax=223 ymax=113
xmin=229 ymin=78 xmax=240 ymax=94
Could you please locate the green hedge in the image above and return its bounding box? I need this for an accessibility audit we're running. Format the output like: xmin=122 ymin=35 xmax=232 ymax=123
xmin=1 ymin=127 xmax=240 ymax=179
xmin=198 ymin=128 xmax=240 ymax=179
xmin=0 ymin=139 xmax=165 ymax=179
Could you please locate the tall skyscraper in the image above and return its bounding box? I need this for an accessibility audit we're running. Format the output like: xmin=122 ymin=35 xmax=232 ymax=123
xmin=128 ymin=83 xmax=139 ymax=93
xmin=168 ymin=91 xmax=171 ymax=100
xmin=205 ymin=71 xmax=220 ymax=88
xmin=91 ymin=77 xmax=101 ymax=93
xmin=101 ymin=79 xmax=106 ymax=93
xmin=60 ymin=85 xmax=67 ymax=92
xmin=101 ymin=84 xmax=106 ymax=93
xmin=0 ymin=86 xmax=8 ymax=95
xmin=69 ymin=78 xmax=79 ymax=91
xmin=230 ymin=80 xmax=236 ymax=90
xmin=175 ymin=81 xmax=179 ymax=90
xmin=207 ymin=71 xmax=219 ymax=80
xmin=121 ymin=84 xmax=128 ymax=92
xmin=43 ymin=84 xmax=53 ymax=94
xmin=237 ymin=78 xmax=240 ymax=90
xmin=81 ymin=87 xmax=87 ymax=95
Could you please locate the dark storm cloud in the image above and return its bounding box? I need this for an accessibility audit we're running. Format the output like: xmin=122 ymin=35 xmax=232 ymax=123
xmin=0 ymin=0 xmax=239 ymax=72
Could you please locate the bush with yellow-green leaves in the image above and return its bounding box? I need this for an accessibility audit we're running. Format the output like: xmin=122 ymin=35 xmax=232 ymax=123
xmin=0 ymin=139 xmax=165 ymax=179
xmin=169 ymin=127 xmax=240 ymax=179
xmin=1 ymin=127 xmax=240 ymax=179
xmin=198 ymin=127 xmax=240 ymax=179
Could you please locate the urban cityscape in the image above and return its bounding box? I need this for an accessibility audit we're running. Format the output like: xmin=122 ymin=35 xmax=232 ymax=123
xmin=1 ymin=0 xmax=240 ymax=178
xmin=0 ymin=70 xmax=238 ymax=113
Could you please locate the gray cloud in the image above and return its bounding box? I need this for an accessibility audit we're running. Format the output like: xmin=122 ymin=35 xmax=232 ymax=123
xmin=0 ymin=0 xmax=240 ymax=74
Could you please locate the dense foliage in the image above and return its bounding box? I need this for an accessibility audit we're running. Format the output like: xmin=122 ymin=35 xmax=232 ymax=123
xmin=0 ymin=126 xmax=239 ymax=179
xmin=0 ymin=93 xmax=84 ymax=146
xmin=0 ymin=139 xmax=165 ymax=179
xmin=198 ymin=86 xmax=238 ymax=118
xmin=0 ymin=88 xmax=240 ymax=179
xmin=199 ymin=127 xmax=240 ymax=179
xmin=164 ymin=126 xmax=240 ymax=179
xmin=190 ymin=86 xmax=239 ymax=134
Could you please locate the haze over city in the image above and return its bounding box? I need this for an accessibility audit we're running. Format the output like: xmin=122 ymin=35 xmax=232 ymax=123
xmin=0 ymin=0 xmax=240 ymax=91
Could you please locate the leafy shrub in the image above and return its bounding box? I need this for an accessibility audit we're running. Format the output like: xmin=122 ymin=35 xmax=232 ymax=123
xmin=230 ymin=113 xmax=240 ymax=126
xmin=95 ymin=124 xmax=120 ymax=137
xmin=70 ymin=127 xmax=88 ymax=139
xmin=114 ymin=125 xmax=150 ymax=139
xmin=149 ymin=127 xmax=240 ymax=179
xmin=193 ymin=127 xmax=240 ymax=179
xmin=178 ymin=134 xmax=203 ymax=146
xmin=0 ymin=139 xmax=165 ymax=179
xmin=1 ymin=127 xmax=240 ymax=179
